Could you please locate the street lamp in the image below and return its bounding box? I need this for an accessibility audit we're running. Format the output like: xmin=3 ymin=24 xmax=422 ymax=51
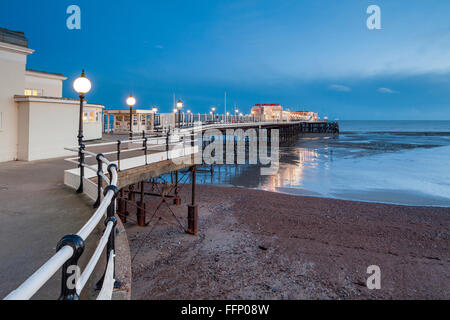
xmin=151 ymin=107 xmax=158 ymax=131
xmin=211 ymin=106 xmax=216 ymax=122
xmin=176 ymin=99 xmax=183 ymax=128
xmin=73 ymin=70 xmax=92 ymax=146
xmin=73 ymin=70 xmax=92 ymax=194
xmin=126 ymin=94 xmax=136 ymax=140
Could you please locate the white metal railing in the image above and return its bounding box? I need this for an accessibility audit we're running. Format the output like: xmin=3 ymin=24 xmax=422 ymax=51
xmin=4 ymin=132 xmax=201 ymax=300
xmin=4 ymin=152 xmax=119 ymax=300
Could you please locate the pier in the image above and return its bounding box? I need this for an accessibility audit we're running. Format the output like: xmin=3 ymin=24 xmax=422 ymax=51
xmin=2 ymin=119 xmax=338 ymax=300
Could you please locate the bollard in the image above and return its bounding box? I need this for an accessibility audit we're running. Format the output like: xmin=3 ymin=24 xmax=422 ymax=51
xmin=57 ymin=234 xmax=85 ymax=300
xmin=93 ymin=153 xmax=104 ymax=209
xmin=76 ymin=144 xmax=86 ymax=194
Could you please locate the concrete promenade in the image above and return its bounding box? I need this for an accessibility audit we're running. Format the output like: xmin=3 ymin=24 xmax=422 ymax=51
xmin=0 ymin=157 xmax=103 ymax=299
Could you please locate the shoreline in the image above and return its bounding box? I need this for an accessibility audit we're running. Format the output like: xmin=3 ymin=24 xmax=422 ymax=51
xmin=126 ymin=185 xmax=450 ymax=300
xmin=200 ymin=183 xmax=450 ymax=209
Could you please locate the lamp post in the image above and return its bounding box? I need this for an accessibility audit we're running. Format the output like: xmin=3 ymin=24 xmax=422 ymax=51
xmin=211 ymin=106 xmax=216 ymax=123
xmin=187 ymin=110 xmax=191 ymax=126
xmin=73 ymin=70 xmax=92 ymax=194
xmin=176 ymin=100 xmax=183 ymax=128
xmin=126 ymin=94 xmax=136 ymax=140
xmin=152 ymin=106 xmax=158 ymax=131
xmin=235 ymin=109 xmax=239 ymax=122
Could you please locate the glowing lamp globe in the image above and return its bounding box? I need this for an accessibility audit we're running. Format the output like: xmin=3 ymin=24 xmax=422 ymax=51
xmin=152 ymin=107 xmax=158 ymax=113
xmin=126 ymin=95 xmax=136 ymax=107
xmin=73 ymin=70 xmax=91 ymax=95
xmin=177 ymin=100 xmax=183 ymax=110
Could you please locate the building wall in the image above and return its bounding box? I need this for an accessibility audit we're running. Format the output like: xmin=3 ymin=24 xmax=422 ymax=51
xmin=24 ymin=71 xmax=65 ymax=97
xmin=0 ymin=43 xmax=31 ymax=162
xmin=15 ymin=98 xmax=103 ymax=161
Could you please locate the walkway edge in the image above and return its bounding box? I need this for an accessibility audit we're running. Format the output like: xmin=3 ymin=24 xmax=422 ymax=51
xmin=112 ymin=214 xmax=132 ymax=300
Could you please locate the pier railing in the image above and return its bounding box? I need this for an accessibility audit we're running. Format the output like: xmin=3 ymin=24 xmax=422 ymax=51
xmin=4 ymin=132 xmax=200 ymax=300
xmin=4 ymin=151 xmax=119 ymax=300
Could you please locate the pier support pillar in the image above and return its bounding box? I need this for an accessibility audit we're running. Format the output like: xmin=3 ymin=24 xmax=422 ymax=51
xmin=118 ymin=189 xmax=127 ymax=223
xmin=136 ymin=181 xmax=146 ymax=226
xmin=187 ymin=166 xmax=198 ymax=235
xmin=173 ymin=170 xmax=181 ymax=206
xmin=136 ymin=201 xmax=146 ymax=226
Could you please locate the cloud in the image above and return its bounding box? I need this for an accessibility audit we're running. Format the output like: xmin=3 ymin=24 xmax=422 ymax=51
xmin=155 ymin=45 xmax=164 ymax=49
xmin=378 ymin=87 xmax=398 ymax=94
xmin=329 ymin=84 xmax=351 ymax=92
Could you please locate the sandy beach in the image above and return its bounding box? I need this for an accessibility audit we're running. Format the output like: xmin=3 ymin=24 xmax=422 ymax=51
xmin=125 ymin=185 xmax=450 ymax=300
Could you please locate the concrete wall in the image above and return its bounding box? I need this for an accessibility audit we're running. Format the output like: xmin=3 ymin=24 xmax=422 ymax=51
xmin=25 ymin=71 xmax=65 ymax=97
xmin=0 ymin=42 xmax=32 ymax=162
xmin=15 ymin=97 xmax=103 ymax=161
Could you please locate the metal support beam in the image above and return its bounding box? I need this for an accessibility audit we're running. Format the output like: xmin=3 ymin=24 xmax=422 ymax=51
xmin=187 ymin=166 xmax=198 ymax=236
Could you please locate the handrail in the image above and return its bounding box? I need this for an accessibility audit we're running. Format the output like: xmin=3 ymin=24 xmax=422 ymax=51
xmin=4 ymin=147 xmax=120 ymax=301
xmin=4 ymin=130 xmax=202 ymax=300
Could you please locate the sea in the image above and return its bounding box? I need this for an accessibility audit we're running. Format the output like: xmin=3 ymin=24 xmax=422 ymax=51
xmin=192 ymin=121 xmax=450 ymax=207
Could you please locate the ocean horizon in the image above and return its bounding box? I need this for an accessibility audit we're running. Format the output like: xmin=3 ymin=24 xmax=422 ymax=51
xmin=185 ymin=120 xmax=450 ymax=207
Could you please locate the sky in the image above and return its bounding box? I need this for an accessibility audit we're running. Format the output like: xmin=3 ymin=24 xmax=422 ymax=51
xmin=1 ymin=0 xmax=450 ymax=119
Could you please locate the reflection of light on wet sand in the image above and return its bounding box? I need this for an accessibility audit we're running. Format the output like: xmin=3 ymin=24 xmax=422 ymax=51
xmin=261 ymin=148 xmax=320 ymax=192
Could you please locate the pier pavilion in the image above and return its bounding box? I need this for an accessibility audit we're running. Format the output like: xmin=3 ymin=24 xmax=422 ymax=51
xmin=0 ymin=28 xmax=104 ymax=162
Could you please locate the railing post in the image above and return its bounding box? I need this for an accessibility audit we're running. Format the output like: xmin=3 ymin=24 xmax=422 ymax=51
xmin=144 ymin=137 xmax=148 ymax=165
xmin=56 ymin=235 xmax=85 ymax=300
xmin=97 ymin=165 xmax=121 ymax=290
xmin=76 ymin=144 xmax=86 ymax=194
xmin=93 ymin=153 xmax=104 ymax=209
xmin=166 ymin=131 xmax=170 ymax=159
xmin=116 ymin=140 xmax=121 ymax=171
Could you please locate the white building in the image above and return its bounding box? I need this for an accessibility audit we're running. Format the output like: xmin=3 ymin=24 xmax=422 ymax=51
xmin=104 ymin=109 xmax=176 ymax=134
xmin=0 ymin=28 xmax=104 ymax=162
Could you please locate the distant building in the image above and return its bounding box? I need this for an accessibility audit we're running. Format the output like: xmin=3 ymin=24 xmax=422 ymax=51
xmin=251 ymin=104 xmax=288 ymax=122
xmin=104 ymin=109 xmax=176 ymax=133
xmin=290 ymin=111 xmax=318 ymax=122
xmin=0 ymin=28 xmax=104 ymax=162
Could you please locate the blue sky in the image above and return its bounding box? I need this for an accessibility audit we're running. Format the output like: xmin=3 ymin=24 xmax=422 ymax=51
xmin=1 ymin=0 xmax=450 ymax=119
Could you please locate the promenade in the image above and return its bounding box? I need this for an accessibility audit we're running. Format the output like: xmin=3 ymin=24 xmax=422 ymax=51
xmin=0 ymin=158 xmax=103 ymax=299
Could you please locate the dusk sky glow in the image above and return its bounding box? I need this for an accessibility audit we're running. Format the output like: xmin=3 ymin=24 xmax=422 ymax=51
xmin=1 ymin=0 xmax=450 ymax=119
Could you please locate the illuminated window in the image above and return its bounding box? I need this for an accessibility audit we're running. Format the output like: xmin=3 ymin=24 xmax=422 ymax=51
xmin=83 ymin=112 xmax=88 ymax=122
xmin=24 ymin=89 xmax=42 ymax=96
xmin=89 ymin=112 xmax=94 ymax=122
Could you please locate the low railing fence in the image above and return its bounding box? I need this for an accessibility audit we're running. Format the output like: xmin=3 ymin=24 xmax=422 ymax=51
xmin=4 ymin=154 xmax=119 ymax=300
xmin=4 ymin=132 xmax=200 ymax=300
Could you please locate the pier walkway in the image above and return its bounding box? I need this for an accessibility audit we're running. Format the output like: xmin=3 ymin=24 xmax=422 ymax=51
xmin=0 ymin=158 xmax=102 ymax=299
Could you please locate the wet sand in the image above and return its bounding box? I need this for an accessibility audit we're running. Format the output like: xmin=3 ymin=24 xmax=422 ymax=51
xmin=126 ymin=185 xmax=450 ymax=300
